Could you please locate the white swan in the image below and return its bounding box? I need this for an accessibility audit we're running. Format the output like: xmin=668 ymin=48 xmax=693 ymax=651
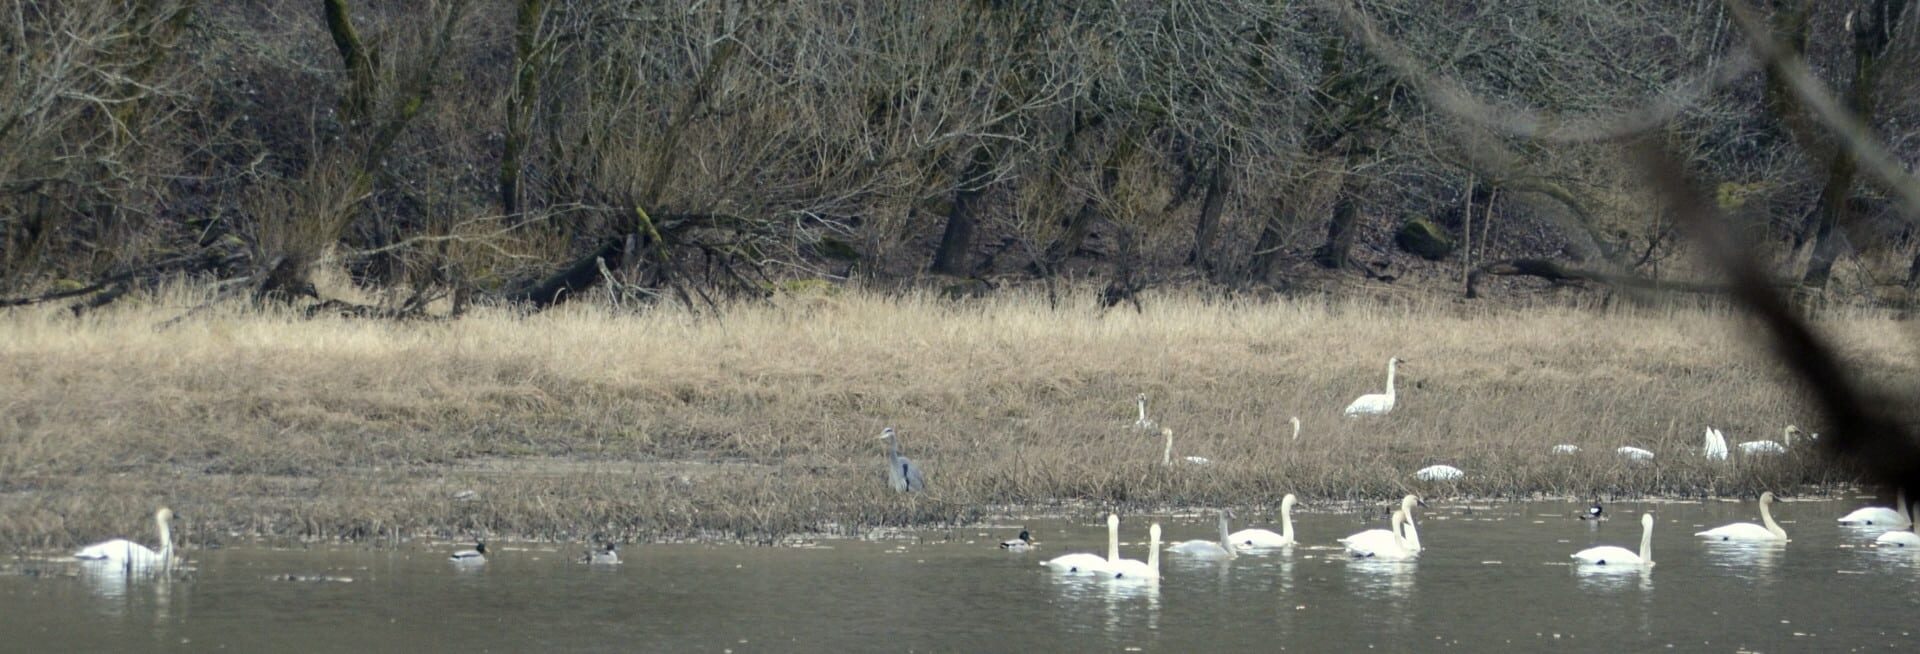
xmin=1108 ymin=523 xmax=1163 ymax=580
xmin=1167 ymin=510 xmax=1237 ymax=559
xmin=1228 ymin=494 xmax=1297 ymax=549
xmin=1571 ymin=513 xmax=1655 ymax=567
xmin=1616 ymin=446 xmax=1654 ymax=462
xmin=1342 ymin=357 xmax=1404 ymax=417
xmin=1000 ymin=530 xmax=1036 ymax=551
xmin=1162 ymin=428 xmax=1211 ymax=466
xmin=450 ymin=541 xmax=489 ymax=562
xmin=1133 ymin=394 xmax=1156 ymax=431
xmin=1737 ymin=425 xmax=1799 ymax=455
xmin=1043 ymin=514 xmax=1118 ymax=574
xmin=1696 ymin=491 xmax=1788 ymax=541
xmin=1289 ymin=416 xmax=1302 ymax=440
xmin=1344 ymin=510 xmax=1416 ymax=559
xmin=1414 ymin=465 xmax=1464 ymax=481
xmin=1838 ymin=488 xmax=1911 ymax=526
xmin=1875 ymin=527 xmax=1920 ymax=548
xmin=1702 ymin=427 xmax=1729 ymax=461
xmin=73 ymin=508 xmax=175 ymax=569
xmin=1551 ymin=444 xmax=1580 ymax=454
xmin=1339 ymin=495 xmax=1422 ymax=554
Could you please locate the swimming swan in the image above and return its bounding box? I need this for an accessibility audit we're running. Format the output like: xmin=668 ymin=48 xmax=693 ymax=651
xmin=1875 ymin=526 xmax=1920 ymax=548
xmin=1343 ymin=357 xmax=1404 ymax=417
xmin=73 ymin=508 xmax=175 ymax=569
xmin=1339 ymin=495 xmax=1422 ymax=553
xmin=1043 ymin=514 xmax=1118 ymax=574
xmin=1228 ymin=495 xmax=1297 ymax=549
xmin=1696 ymin=491 xmax=1787 ymax=541
xmin=450 ymin=541 xmax=489 ymax=562
xmin=1167 ymin=510 xmax=1237 ymax=559
xmin=1737 ymin=426 xmax=1799 ymax=455
xmin=1000 ymin=530 xmax=1036 ymax=551
xmin=1344 ymin=510 xmax=1416 ymax=559
xmin=1838 ymin=488 xmax=1911 ymax=526
xmin=1108 ymin=523 xmax=1163 ymax=580
xmin=1572 ymin=513 xmax=1654 ymax=567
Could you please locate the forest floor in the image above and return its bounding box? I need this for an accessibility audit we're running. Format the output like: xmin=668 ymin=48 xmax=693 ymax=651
xmin=0 ymin=284 xmax=1899 ymax=551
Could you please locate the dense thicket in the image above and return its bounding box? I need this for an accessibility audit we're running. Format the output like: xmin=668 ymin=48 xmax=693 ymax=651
xmin=2 ymin=0 xmax=1916 ymax=313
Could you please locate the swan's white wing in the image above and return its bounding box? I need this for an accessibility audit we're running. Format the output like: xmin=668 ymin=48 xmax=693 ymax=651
xmin=74 ymin=539 xmax=161 ymax=563
xmin=1414 ymin=465 xmax=1463 ymax=481
xmin=1838 ymin=507 xmax=1910 ymax=525
xmin=1570 ymin=545 xmax=1642 ymax=565
xmin=1042 ymin=553 xmax=1111 ymax=573
xmin=1106 ymin=558 xmax=1156 ymax=579
xmin=1875 ymin=531 xmax=1920 ymax=547
xmin=1551 ymin=444 xmax=1580 ymax=454
xmin=1166 ymin=540 xmax=1233 ymax=558
xmin=1343 ymin=394 xmax=1391 ymax=416
xmin=1227 ymin=529 xmax=1292 ymax=548
xmin=1738 ymin=441 xmax=1785 ymax=454
xmin=1695 ymin=522 xmax=1779 ymax=541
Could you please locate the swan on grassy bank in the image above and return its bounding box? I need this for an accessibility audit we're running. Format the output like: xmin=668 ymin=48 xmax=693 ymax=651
xmin=1162 ymin=428 xmax=1211 ymax=466
xmin=1616 ymin=446 xmax=1654 ymax=462
xmin=1696 ymin=491 xmax=1788 ymax=542
xmin=1133 ymin=394 xmax=1156 ymax=431
xmin=1414 ymin=465 xmax=1463 ymax=481
xmin=1702 ymin=427 xmax=1729 ymax=461
xmin=1572 ymin=513 xmax=1654 ymax=568
xmin=1343 ymin=357 xmax=1404 ymax=417
xmin=1737 ymin=426 xmax=1799 ymax=455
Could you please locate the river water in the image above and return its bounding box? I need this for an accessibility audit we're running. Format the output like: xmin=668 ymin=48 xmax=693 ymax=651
xmin=2 ymin=498 xmax=1915 ymax=652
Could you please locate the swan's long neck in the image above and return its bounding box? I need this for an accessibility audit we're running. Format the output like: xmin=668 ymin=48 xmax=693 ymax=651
xmin=1399 ymin=497 xmax=1421 ymax=550
xmin=1384 ymin=360 xmax=1398 ymax=398
xmin=1390 ymin=511 xmax=1409 ymax=551
xmin=1280 ymin=501 xmax=1294 ymax=541
xmin=1638 ymin=516 xmax=1653 ymax=563
xmin=1162 ymin=432 xmax=1173 ymax=466
xmin=1290 ymin=418 xmax=1301 ymax=440
xmin=1760 ymin=498 xmax=1785 ymax=539
xmin=1218 ymin=513 xmax=1234 ymax=555
xmin=1137 ymin=398 xmax=1148 ymax=423
xmin=1107 ymin=517 xmax=1121 ymax=562
xmin=156 ymin=513 xmax=174 ymax=567
xmin=1782 ymin=426 xmax=1794 ymax=447
xmin=1147 ymin=525 xmax=1161 ymax=573
xmin=1902 ymin=487 xmax=1912 ymax=521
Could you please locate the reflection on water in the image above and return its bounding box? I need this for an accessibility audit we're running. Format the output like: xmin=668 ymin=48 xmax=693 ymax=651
xmin=3 ymin=499 xmax=1919 ymax=652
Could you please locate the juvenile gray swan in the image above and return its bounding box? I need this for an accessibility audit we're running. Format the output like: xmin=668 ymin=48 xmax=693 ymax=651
xmin=879 ymin=427 xmax=927 ymax=493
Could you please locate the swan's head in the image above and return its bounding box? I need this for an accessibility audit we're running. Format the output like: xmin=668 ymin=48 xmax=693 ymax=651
xmin=1759 ymin=491 xmax=1775 ymax=505
xmin=1401 ymin=495 xmax=1423 ymax=512
xmin=1391 ymin=357 xmax=1407 ymax=365
xmin=1137 ymin=393 xmax=1147 ymax=403
xmin=878 ymin=427 xmax=896 ymax=441
xmin=1784 ymin=425 xmax=1803 ymax=443
xmin=155 ymin=508 xmax=174 ymax=523
xmin=1148 ymin=523 xmax=1162 ymax=541
xmin=1281 ymin=494 xmax=1297 ymax=509
xmin=1641 ymin=513 xmax=1654 ymax=529
xmin=1107 ymin=513 xmax=1121 ymax=528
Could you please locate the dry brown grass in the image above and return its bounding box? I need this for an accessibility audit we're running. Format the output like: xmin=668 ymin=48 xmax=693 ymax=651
xmin=0 ymin=285 xmax=1905 ymax=549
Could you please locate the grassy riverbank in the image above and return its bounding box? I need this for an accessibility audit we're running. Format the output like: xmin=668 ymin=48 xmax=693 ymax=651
xmin=0 ymin=287 xmax=1894 ymax=550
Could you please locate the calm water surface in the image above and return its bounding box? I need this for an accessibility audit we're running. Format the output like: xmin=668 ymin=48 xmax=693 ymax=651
xmin=4 ymin=498 xmax=1918 ymax=652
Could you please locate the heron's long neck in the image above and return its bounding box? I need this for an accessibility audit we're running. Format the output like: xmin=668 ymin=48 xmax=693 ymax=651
xmin=1107 ymin=520 xmax=1120 ymax=562
xmin=1162 ymin=433 xmax=1173 ymax=466
xmin=1760 ymin=499 xmax=1785 ymax=538
xmin=1280 ymin=503 xmax=1294 ymax=541
xmin=1638 ymin=518 xmax=1653 ymax=563
xmin=886 ymin=436 xmax=900 ymax=460
xmin=1384 ymin=361 xmax=1397 ymax=397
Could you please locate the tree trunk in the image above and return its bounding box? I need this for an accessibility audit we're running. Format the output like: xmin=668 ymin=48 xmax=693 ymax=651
xmin=322 ymin=0 xmax=376 ymax=125
xmin=1312 ymin=178 xmax=1366 ymax=270
xmin=931 ymin=146 xmax=995 ymax=276
xmin=1187 ymin=154 xmax=1231 ymax=271
xmin=1801 ymin=0 xmax=1908 ymax=289
xmin=499 ymin=0 xmax=545 ymax=215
